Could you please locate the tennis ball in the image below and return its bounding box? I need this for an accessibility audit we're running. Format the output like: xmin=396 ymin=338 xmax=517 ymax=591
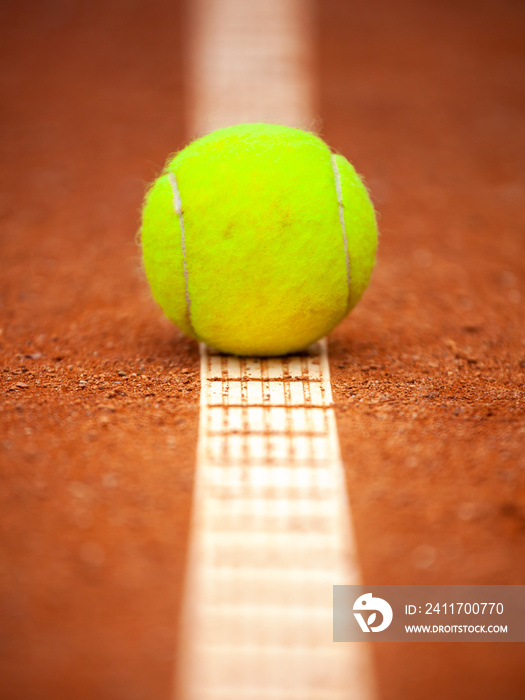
xmin=141 ymin=123 xmax=377 ymax=356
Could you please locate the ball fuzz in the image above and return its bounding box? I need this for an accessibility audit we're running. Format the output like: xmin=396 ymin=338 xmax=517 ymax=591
xmin=141 ymin=123 xmax=378 ymax=356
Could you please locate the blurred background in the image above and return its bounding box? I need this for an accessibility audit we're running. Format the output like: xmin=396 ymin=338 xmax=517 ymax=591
xmin=1 ymin=0 xmax=524 ymax=698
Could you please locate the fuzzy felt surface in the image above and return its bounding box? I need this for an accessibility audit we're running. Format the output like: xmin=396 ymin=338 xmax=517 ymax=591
xmin=141 ymin=123 xmax=377 ymax=355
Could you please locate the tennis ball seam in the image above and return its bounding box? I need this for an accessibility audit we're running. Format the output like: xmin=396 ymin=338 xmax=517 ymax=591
xmin=165 ymin=146 xmax=352 ymax=341
xmin=329 ymin=153 xmax=352 ymax=311
xmin=167 ymin=170 xmax=194 ymax=335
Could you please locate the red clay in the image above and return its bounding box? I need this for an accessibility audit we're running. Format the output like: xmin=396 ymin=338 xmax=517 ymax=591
xmin=0 ymin=0 xmax=524 ymax=699
xmin=320 ymin=1 xmax=525 ymax=697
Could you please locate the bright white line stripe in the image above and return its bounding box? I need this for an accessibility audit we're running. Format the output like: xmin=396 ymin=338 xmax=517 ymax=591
xmin=178 ymin=1 xmax=376 ymax=699
xmin=178 ymin=343 xmax=374 ymax=700
xmin=187 ymin=0 xmax=315 ymax=136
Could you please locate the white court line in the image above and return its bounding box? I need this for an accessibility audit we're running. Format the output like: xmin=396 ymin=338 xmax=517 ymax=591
xmin=187 ymin=0 xmax=315 ymax=135
xmin=177 ymin=1 xmax=376 ymax=698
xmin=178 ymin=347 xmax=374 ymax=700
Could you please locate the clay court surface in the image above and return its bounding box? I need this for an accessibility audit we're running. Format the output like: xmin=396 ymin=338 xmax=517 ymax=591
xmin=1 ymin=0 xmax=524 ymax=698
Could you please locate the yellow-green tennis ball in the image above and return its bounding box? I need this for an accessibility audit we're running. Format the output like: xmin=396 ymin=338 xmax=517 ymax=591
xmin=141 ymin=123 xmax=377 ymax=356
